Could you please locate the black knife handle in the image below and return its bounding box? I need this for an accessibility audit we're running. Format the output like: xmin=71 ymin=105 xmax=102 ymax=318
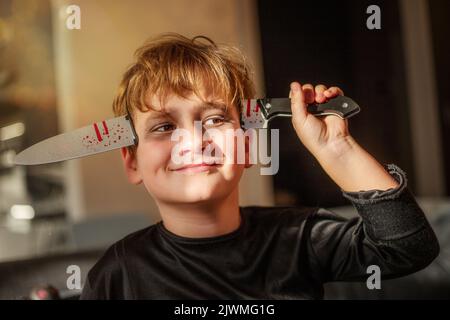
xmin=257 ymin=95 xmax=360 ymax=121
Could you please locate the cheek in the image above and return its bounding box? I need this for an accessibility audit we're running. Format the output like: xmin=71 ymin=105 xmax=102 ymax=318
xmin=207 ymin=125 xmax=247 ymax=164
xmin=137 ymin=140 xmax=172 ymax=175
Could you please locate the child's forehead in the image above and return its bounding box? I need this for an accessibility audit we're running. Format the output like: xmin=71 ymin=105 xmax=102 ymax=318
xmin=143 ymin=91 xmax=230 ymax=116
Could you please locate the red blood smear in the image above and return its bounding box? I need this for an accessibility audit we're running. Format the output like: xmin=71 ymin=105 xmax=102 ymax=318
xmin=93 ymin=123 xmax=103 ymax=142
xmin=102 ymin=121 xmax=109 ymax=135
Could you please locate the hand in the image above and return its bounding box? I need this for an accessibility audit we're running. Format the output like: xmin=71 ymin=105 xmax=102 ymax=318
xmin=290 ymin=82 xmax=399 ymax=192
xmin=289 ymin=82 xmax=355 ymax=158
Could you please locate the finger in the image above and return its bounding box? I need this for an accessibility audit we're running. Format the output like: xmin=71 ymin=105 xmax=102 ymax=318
xmin=302 ymin=84 xmax=315 ymax=104
xmin=324 ymin=86 xmax=344 ymax=98
xmin=314 ymin=84 xmax=328 ymax=103
xmin=290 ymin=82 xmax=307 ymax=124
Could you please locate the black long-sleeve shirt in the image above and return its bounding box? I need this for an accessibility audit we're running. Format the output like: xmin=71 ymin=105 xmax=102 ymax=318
xmin=80 ymin=164 xmax=440 ymax=299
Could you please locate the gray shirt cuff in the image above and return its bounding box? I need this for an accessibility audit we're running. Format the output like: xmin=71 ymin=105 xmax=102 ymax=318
xmin=340 ymin=163 xmax=408 ymax=204
xmin=339 ymin=164 xmax=428 ymax=240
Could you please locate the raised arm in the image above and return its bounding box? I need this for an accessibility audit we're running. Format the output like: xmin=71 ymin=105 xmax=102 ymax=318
xmin=288 ymin=82 xmax=439 ymax=282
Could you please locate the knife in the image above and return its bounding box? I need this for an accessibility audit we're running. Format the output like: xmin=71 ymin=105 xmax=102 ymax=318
xmin=14 ymin=95 xmax=360 ymax=165
xmin=240 ymin=95 xmax=360 ymax=129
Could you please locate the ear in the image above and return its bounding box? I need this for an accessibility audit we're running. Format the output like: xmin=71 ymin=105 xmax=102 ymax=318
xmin=244 ymin=134 xmax=253 ymax=169
xmin=120 ymin=147 xmax=143 ymax=185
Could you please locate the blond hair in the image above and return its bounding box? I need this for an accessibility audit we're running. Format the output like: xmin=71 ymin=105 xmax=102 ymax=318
xmin=112 ymin=33 xmax=256 ymax=155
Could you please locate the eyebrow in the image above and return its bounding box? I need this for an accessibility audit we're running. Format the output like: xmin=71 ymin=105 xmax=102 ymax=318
xmin=144 ymin=102 xmax=228 ymax=124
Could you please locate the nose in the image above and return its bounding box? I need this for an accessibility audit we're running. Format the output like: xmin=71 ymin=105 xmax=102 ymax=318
xmin=175 ymin=121 xmax=212 ymax=158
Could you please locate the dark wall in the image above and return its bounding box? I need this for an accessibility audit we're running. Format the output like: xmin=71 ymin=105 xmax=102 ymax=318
xmin=429 ymin=0 xmax=450 ymax=197
xmin=257 ymin=0 xmax=414 ymax=207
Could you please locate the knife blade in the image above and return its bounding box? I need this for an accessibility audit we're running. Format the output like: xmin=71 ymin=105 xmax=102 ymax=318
xmin=14 ymin=95 xmax=360 ymax=165
xmin=14 ymin=115 xmax=138 ymax=165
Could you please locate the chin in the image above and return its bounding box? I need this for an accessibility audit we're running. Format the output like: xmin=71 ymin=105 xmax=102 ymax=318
xmin=159 ymin=177 xmax=234 ymax=204
xmin=159 ymin=189 xmax=224 ymax=205
xmin=184 ymin=178 xmax=229 ymax=202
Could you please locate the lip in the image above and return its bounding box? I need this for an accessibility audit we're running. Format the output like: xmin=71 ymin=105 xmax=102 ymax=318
xmin=172 ymin=163 xmax=221 ymax=173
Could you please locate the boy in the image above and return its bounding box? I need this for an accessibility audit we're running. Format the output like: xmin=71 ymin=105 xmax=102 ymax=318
xmin=80 ymin=33 xmax=439 ymax=299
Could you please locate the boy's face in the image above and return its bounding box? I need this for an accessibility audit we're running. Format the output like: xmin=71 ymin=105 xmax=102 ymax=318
xmin=121 ymin=87 xmax=251 ymax=206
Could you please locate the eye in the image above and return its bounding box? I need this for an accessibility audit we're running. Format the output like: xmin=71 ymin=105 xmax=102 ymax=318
xmin=152 ymin=123 xmax=176 ymax=133
xmin=203 ymin=115 xmax=225 ymax=127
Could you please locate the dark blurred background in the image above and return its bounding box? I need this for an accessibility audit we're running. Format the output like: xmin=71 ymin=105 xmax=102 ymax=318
xmin=0 ymin=0 xmax=448 ymax=299
xmin=258 ymin=0 xmax=449 ymax=207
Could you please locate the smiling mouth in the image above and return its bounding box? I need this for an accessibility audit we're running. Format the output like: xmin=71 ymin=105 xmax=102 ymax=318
xmin=171 ymin=163 xmax=222 ymax=173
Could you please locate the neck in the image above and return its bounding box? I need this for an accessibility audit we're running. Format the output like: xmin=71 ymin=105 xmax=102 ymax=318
xmin=156 ymin=188 xmax=241 ymax=238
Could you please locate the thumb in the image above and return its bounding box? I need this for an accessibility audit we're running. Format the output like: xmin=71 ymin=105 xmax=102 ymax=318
xmin=289 ymin=82 xmax=308 ymax=126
